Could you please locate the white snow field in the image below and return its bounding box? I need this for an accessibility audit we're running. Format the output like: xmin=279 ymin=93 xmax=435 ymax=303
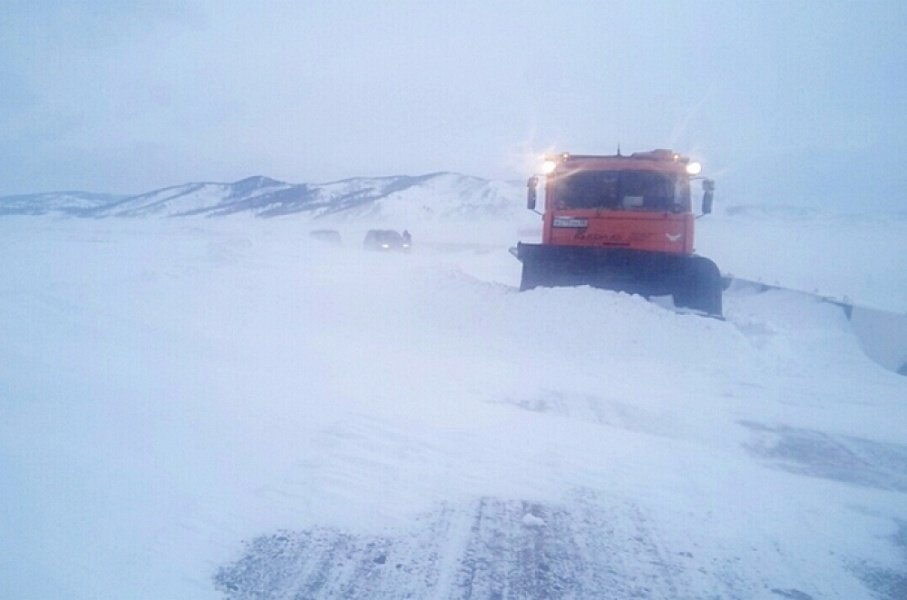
xmin=1 ymin=214 xmax=905 ymax=599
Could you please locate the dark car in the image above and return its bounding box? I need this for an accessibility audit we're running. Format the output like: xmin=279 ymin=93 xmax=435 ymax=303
xmin=363 ymin=229 xmax=410 ymax=252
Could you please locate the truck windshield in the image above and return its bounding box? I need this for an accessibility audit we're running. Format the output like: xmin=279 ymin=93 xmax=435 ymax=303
xmin=552 ymin=170 xmax=680 ymax=211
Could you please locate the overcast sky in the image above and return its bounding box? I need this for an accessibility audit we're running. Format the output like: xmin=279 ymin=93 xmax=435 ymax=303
xmin=2 ymin=1 xmax=905 ymax=210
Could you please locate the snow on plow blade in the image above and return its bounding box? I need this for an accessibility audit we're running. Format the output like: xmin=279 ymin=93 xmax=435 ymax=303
xmin=513 ymin=242 xmax=723 ymax=317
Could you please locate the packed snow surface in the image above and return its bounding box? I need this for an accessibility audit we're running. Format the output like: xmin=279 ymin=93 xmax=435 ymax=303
xmin=1 ymin=216 xmax=905 ymax=599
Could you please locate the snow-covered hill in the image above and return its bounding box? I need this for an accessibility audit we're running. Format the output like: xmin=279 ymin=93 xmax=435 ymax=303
xmin=0 ymin=217 xmax=904 ymax=599
xmin=0 ymin=173 xmax=524 ymax=221
xmin=90 ymin=176 xmax=295 ymax=218
xmin=0 ymin=191 xmax=125 ymax=215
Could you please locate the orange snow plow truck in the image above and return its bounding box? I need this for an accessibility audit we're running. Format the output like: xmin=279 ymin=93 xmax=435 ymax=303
xmin=512 ymin=149 xmax=722 ymax=316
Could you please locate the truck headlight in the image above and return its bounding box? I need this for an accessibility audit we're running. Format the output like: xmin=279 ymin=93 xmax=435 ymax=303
xmin=542 ymin=159 xmax=557 ymax=175
xmin=686 ymin=161 xmax=702 ymax=176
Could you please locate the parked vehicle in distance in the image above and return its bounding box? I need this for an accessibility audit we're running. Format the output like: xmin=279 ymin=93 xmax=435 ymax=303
xmin=310 ymin=229 xmax=342 ymax=245
xmin=363 ymin=229 xmax=411 ymax=252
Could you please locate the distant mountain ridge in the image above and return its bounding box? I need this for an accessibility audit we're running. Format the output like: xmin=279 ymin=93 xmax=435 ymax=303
xmin=0 ymin=191 xmax=127 ymax=216
xmin=0 ymin=173 xmax=523 ymax=222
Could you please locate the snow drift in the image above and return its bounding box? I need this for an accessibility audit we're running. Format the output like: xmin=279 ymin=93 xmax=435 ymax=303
xmin=0 ymin=216 xmax=904 ymax=599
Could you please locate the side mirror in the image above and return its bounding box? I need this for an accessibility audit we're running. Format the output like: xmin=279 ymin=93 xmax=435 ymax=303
xmin=527 ymin=176 xmax=538 ymax=211
xmin=701 ymin=179 xmax=715 ymax=215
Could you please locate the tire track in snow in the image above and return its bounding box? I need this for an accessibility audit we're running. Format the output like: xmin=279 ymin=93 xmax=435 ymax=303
xmin=214 ymin=490 xmax=823 ymax=599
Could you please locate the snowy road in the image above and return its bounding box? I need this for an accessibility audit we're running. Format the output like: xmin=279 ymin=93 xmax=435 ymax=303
xmin=1 ymin=218 xmax=905 ymax=599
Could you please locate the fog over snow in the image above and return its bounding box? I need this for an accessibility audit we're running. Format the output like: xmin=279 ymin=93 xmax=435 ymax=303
xmin=2 ymin=2 xmax=906 ymax=212
xmin=1 ymin=210 xmax=905 ymax=599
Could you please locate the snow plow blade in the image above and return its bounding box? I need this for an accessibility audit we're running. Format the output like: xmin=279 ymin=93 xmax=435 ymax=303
xmin=514 ymin=242 xmax=723 ymax=317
